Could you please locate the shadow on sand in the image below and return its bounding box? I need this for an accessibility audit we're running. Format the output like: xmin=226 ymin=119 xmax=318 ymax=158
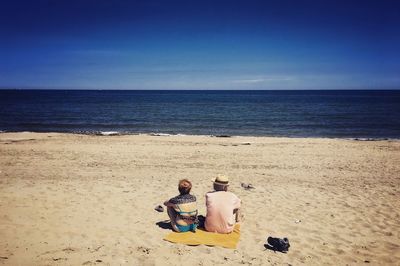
xmin=156 ymin=220 xmax=173 ymax=231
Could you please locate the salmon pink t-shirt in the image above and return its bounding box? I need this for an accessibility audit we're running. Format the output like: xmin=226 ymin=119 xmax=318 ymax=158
xmin=205 ymin=191 xmax=241 ymax=234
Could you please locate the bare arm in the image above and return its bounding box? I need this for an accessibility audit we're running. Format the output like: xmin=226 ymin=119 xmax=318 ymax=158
xmin=234 ymin=208 xmax=241 ymax=222
xmin=233 ymin=198 xmax=242 ymax=222
xmin=164 ymin=200 xmax=175 ymax=207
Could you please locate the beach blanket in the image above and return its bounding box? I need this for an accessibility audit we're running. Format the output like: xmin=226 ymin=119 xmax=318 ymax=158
xmin=163 ymin=224 xmax=240 ymax=249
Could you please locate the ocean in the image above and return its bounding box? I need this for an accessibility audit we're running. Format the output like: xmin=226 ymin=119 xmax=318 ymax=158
xmin=1 ymin=90 xmax=399 ymax=139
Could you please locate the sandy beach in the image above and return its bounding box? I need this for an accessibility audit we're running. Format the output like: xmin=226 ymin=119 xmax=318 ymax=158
xmin=0 ymin=132 xmax=399 ymax=265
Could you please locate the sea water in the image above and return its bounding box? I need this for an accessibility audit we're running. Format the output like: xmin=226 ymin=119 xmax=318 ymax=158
xmin=1 ymin=90 xmax=399 ymax=139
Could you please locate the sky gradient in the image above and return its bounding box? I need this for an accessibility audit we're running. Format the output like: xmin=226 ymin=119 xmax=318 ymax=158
xmin=0 ymin=0 xmax=399 ymax=90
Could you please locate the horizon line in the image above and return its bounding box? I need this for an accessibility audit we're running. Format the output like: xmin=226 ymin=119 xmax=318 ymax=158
xmin=1 ymin=87 xmax=399 ymax=91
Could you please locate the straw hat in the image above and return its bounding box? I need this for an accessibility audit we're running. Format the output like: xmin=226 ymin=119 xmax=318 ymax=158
xmin=213 ymin=175 xmax=229 ymax=186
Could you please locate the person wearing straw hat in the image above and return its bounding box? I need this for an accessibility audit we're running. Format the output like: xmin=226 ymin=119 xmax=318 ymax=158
xmin=205 ymin=175 xmax=241 ymax=234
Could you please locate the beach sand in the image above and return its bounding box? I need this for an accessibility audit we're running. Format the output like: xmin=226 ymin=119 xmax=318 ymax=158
xmin=0 ymin=132 xmax=399 ymax=265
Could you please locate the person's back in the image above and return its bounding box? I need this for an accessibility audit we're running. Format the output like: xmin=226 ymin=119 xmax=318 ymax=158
xmin=164 ymin=179 xmax=198 ymax=232
xmin=205 ymin=175 xmax=241 ymax=234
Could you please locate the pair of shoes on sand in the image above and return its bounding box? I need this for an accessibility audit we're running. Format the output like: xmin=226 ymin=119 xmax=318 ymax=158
xmin=241 ymin=183 xmax=255 ymax=190
xmin=154 ymin=205 xmax=164 ymax=212
xmin=266 ymin=237 xmax=290 ymax=253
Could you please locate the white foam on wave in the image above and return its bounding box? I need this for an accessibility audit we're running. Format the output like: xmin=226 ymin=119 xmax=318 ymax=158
xmin=149 ymin=133 xmax=173 ymax=136
xmin=99 ymin=131 xmax=120 ymax=136
xmin=148 ymin=133 xmax=192 ymax=137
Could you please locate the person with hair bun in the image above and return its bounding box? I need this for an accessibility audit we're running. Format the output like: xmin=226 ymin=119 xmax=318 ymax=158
xmin=164 ymin=179 xmax=198 ymax=232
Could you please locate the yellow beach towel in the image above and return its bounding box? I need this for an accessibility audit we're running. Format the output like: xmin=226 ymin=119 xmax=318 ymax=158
xmin=163 ymin=224 xmax=240 ymax=249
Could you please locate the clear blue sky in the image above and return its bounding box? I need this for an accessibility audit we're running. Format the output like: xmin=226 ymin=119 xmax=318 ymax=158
xmin=0 ymin=0 xmax=399 ymax=90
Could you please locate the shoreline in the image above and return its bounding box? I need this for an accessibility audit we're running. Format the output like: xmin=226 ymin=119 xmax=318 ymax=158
xmin=1 ymin=130 xmax=399 ymax=141
xmin=1 ymin=132 xmax=399 ymax=265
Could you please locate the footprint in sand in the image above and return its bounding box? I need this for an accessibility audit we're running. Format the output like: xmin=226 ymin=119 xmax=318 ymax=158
xmin=136 ymin=246 xmax=151 ymax=255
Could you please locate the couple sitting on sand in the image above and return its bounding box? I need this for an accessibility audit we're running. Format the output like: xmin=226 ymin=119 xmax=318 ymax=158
xmin=164 ymin=175 xmax=241 ymax=234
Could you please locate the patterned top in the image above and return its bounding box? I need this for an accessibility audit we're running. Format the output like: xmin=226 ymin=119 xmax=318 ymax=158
xmin=169 ymin=194 xmax=197 ymax=205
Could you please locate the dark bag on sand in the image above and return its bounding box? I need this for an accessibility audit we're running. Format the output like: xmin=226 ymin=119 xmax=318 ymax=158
xmin=267 ymin=237 xmax=290 ymax=253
